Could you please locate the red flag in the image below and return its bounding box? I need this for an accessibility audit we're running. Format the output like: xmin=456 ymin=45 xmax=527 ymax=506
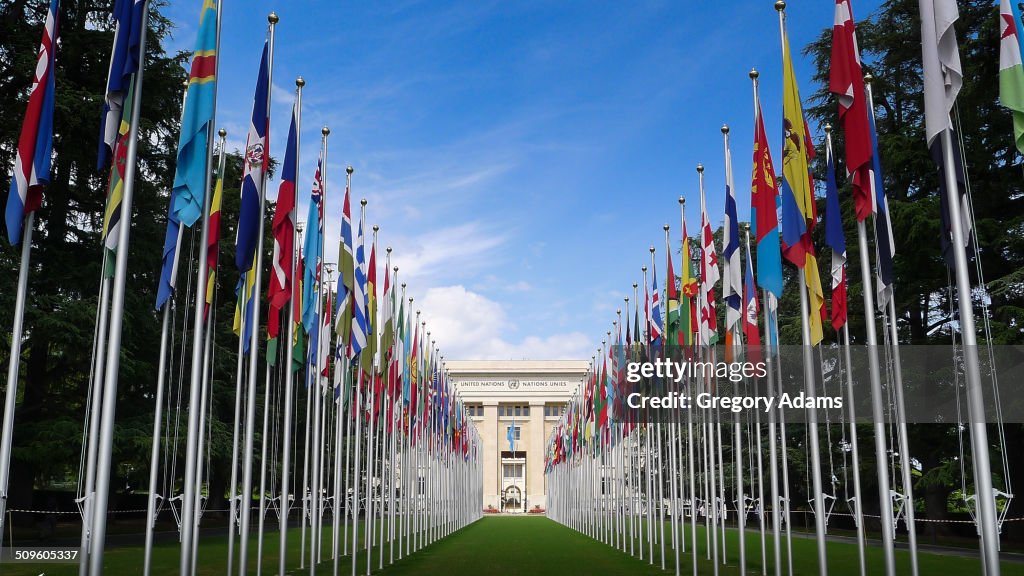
xmin=830 ymin=0 xmax=875 ymax=222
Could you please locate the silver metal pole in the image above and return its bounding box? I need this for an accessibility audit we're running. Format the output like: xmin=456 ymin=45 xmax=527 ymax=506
xmin=938 ymin=124 xmax=1002 ymax=575
xmin=239 ymin=14 xmax=277 ymax=574
xmin=89 ymin=5 xmax=150 ymax=572
xmin=142 ymin=296 xmax=168 ymax=576
xmin=279 ymin=77 xmax=303 ymax=576
xmin=842 ymin=324 xmax=867 ymax=576
xmin=80 ymin=276 xmax=111 ymax=576
xmin=227 ymin=286 xmax=248 ymax=576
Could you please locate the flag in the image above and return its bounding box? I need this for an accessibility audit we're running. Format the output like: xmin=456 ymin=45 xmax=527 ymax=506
xmin=234 ymin=269 xmax=257 ymax=355
xmin=235 ymin=42 xmax=270 ymax=272
xmin=830 ymin=0 xmax=875 ymax=221
xmin=360 ymin=241 xmax=377 ymax=375
xmin=101 ymin=77 xmax=135 ymax=274
xmin=780 ymin=23 xmax=825 ymax=345
xmin=649 ymin=260 xmax=663 ymax=345
xmin=868 ymin=107 xmax=896 ymax=309
xmin=6 ymin=0 xmax=59 ymax=246
xmin=508 ymin=419 xmax=516 ymax=452
xmin=666 ymin=239 xmax=680 ymax=345
xmin=680 ymin=219 xmax=698 ymax=348
xmin=350 ymin=212 xmax=369 ymax=357
xmin=699 ymin=179 xmax=720 ymax=345
xmin=169 ymin=0 xmax=217 ymax=228
xmin=751 ymin=94 xmax=783 ymax=298
xmin=723 ymin=134 xmax=742 ymax=332
xmin=318 ymin=289 xmax=333 ymax=381
xmin=920 ymin=0 xmax=973 ymax=271
xmin=155 ymin=84 xmax=191 ymax=310
xmin=268 ymin=104 xmax=298 ymax=339
xmin=204 ymin=147 xmax=225 ymax=321
xmin=380 ymin=265 xmax=395 ymax=363
xmin=743 ymin=239 xmax=762 ymax=363
xmin=98 ymin=0 xmax=145 ymax=171
xmin=1000 ymin=0 xmax=1024 ymax=153
xmin=337 ymin=184 xmax=355 ymax=354
xmin=825 ymin=136 xmax=848 ymax=331
xmin=301 ymin=155 xmax=324 ymax=333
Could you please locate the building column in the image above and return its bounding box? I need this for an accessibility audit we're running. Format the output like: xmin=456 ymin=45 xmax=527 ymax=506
xmin=482 ymin=401 xmax=498 ymax=510
xmin=528 ymin=400 xmax=545 ymax=511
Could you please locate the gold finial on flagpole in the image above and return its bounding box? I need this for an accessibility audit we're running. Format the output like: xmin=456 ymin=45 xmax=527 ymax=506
xmin=268 ymin=12 xmax=279 ymax=24
xmin=750 ymin=68 xmax=759 ymax=80
xmin=774 ymin=1 xmax=786 ymax=12
xmin=721 ymin=124 xmax=729 ymax=135
xmin=296 ymin=77 xmax=305 ymax=88
xmin=696 ymin=163 xmax=704 ymax=174
xmin=218 ymin=128 xmax=226 ymax=138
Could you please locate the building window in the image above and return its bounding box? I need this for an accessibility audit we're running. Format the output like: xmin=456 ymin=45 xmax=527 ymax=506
xmin=499 ymin=404 xmax=529 ymax=418
xmin=514 ymin=405 xmax=521 ymax=417
xmin=544 ymin=404 xmax=563 ymax=417
xmin=523 ymin=406 xmax=529 ymax=416
xmin=502 ymin=463 xmax=524 ymax=478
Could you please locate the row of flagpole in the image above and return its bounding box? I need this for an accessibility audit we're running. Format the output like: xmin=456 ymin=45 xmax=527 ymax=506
xmin=3 ymin=2 xmax=486 ymax=575
xmin=545 ymin=1 xmax=1008 ymax=576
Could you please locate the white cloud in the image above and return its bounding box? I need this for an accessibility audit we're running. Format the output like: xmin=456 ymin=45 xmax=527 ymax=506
xmin=417 ymin=285 xmax=590 ymax=361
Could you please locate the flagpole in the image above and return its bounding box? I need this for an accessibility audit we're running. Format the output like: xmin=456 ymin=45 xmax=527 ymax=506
xmin=87 ymin=3 xmax=150 ymax=572
xmin=365 ymin=225 xmax=379 ymax=576
xmin=227 ymin=277 xmax=249 ymax=576
xmin=239 ymin=14 xmax=278 ymax=575
xmin=938 ymin=117 xmax=1003 ymax=576
xmin=0 ymin=211 xmax=35 ymax=543
xmin=743 ymin=225 xmax=768 ymax=576
xmin=350 ymin=199 xmax=367 ymax=576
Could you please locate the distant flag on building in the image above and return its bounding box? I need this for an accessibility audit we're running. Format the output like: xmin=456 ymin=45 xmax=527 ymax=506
xmin=751 ymin=91 xmax=783 ymax=299
xmin=508 ymin=419 xmax=516 ymax=452
xmin=830 ymin=0 xmax=875 ymax=221
xmin=825 ymin=135 xmax=848 ymax=331
xmin=301 ymin=156 xmax=324 ymax=334
xmin=235 ymin=42 xmax=270 ymax=272
xmin=268 ymin=104 xmax=298 ymax=342
xmin=6 ymin=0 xmax=59 ymax=246
xmin=169 ymin=0 xmax=217 ymax=228
xmin=97 ymin=0 xmax=146 ymax=171
xmin=780 ymin=22 xmax=825 ymax=345
xmin=1001 ymin=0 xmax=1024 ymax=154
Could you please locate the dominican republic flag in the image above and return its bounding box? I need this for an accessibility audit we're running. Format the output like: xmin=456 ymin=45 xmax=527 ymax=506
xmin=235 ymin=41 xmax=271 ymax=272
xmin=6 ymin=0 xmax=59 ymax=246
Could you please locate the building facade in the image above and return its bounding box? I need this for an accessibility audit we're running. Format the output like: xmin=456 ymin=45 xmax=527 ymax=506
xmin=446 ymin=360 xmax=589 ymax=512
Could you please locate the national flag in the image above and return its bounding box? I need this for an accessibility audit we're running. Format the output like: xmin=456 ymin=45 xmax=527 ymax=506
xmin=780 ymin=23 xmax=825 ymax=345
xmin=830 ymin=0 xmax=875 ymax=221
xmin=360 ymin=241 xmax=378 ymax=375
xmin=268 ymin=104 xmax=298 ymax=339
xmin=723 ymin=134 xmax=742 ymax=332
xmin=868 ymin=107 xmax=896 ymax=309
xmin=665 ymin=238 xmax=680 ymax=345
xmin=1000 ymin=0 xmax=1024 ymax=153
xmin=350 ymin=211 xmax=370 ymax=357
xmin=649 ymin=260 xmax=663 ymax=345
xmin=825 ymin=135 xmax=848 ymax=331
xmin=233 ymin=268 xmax=257 ymax=355
xmin=508 ymin=418 xmax=516 ymax=452
xmin=743 ymin=238 xmax=762 ymax=363
xmin=318 ymin=288 xmax=333 ymax=381
xmin=751 ymin=93 xmax=783 ymax=298
xmin=680 ymin=219 xmax=698 ymax=348
xmin=98 ymin=0 xmax=146 ymax=171
xmin=301 ymin=155 xmax=324 ymax=333
xmin=380 ymin=265 xmax=395 ymax=364
xmin=169 ymin=0 xmax=217 ymax=228
xmin=920 ymin=0 xmax=973 ymax=271
xmin=155 ymin=84 xmax=190 ymax=310
xmin=6 ymin=0 xmax=59 ymax=246
xmin=235 ymin=42 xmax=270 ymax=272
xmin=336 ymin=184 xmax=355 ymax=354
xmin=699 ymin=177 xmax=720 ymax=346
xmin=204 ymin=146 xmax=225 ymax=321
xmin=101 ymin=77 xmax=135 ymax=275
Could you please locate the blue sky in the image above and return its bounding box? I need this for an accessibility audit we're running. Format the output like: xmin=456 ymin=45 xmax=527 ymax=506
xmin=161 ymin=0 xmax=884 ymax=360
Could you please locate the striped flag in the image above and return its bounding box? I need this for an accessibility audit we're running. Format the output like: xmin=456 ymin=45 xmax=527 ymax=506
xmin=169 ymin=0 xmax=217 ymax=228
xmin=868 ymin=105 xmax=896 ymax=309
xmin=350 ymin=212 xmax=370 ymax=358
xmin=680 ymin=218 xmax=698 ymax=348
xmin=751 ymin=92 xmax=783 ymax=299
xmin=97 ymin=0 xmax=145 ymax=171
xmin=743 ymin=238 xmax=762 ymax=362
xmin=101 ymin=77 xmax=135 ymax=275
xmin=825 ymin=135 xmax=848 ymax=331
xmin=360 ymin=241 xmax=378 ymax=375
xmin=649 ymin=260 xmax=663 ymax=346
xmin=336 ymin=184 xmax=355 ymax=355
xmin=6 ymin=0 xmax=59 ymax=246
xmin=268 ymin=103 xmax=298 ymax=340
xmin=235 ymin=42 xmax=271 ymax=272
xmin=204 ymin=150 xmax=224 ymax=321
xmin=722 ymin=132 xmax=742 ymax=332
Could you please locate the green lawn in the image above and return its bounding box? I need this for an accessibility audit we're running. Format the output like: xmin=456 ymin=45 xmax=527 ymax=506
xmin=4 ymin=516 xmax=1022 ymax=575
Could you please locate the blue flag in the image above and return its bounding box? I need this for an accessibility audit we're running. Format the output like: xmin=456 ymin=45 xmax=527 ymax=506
xmin=235 ymin=42 xmax=270 ymax=272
